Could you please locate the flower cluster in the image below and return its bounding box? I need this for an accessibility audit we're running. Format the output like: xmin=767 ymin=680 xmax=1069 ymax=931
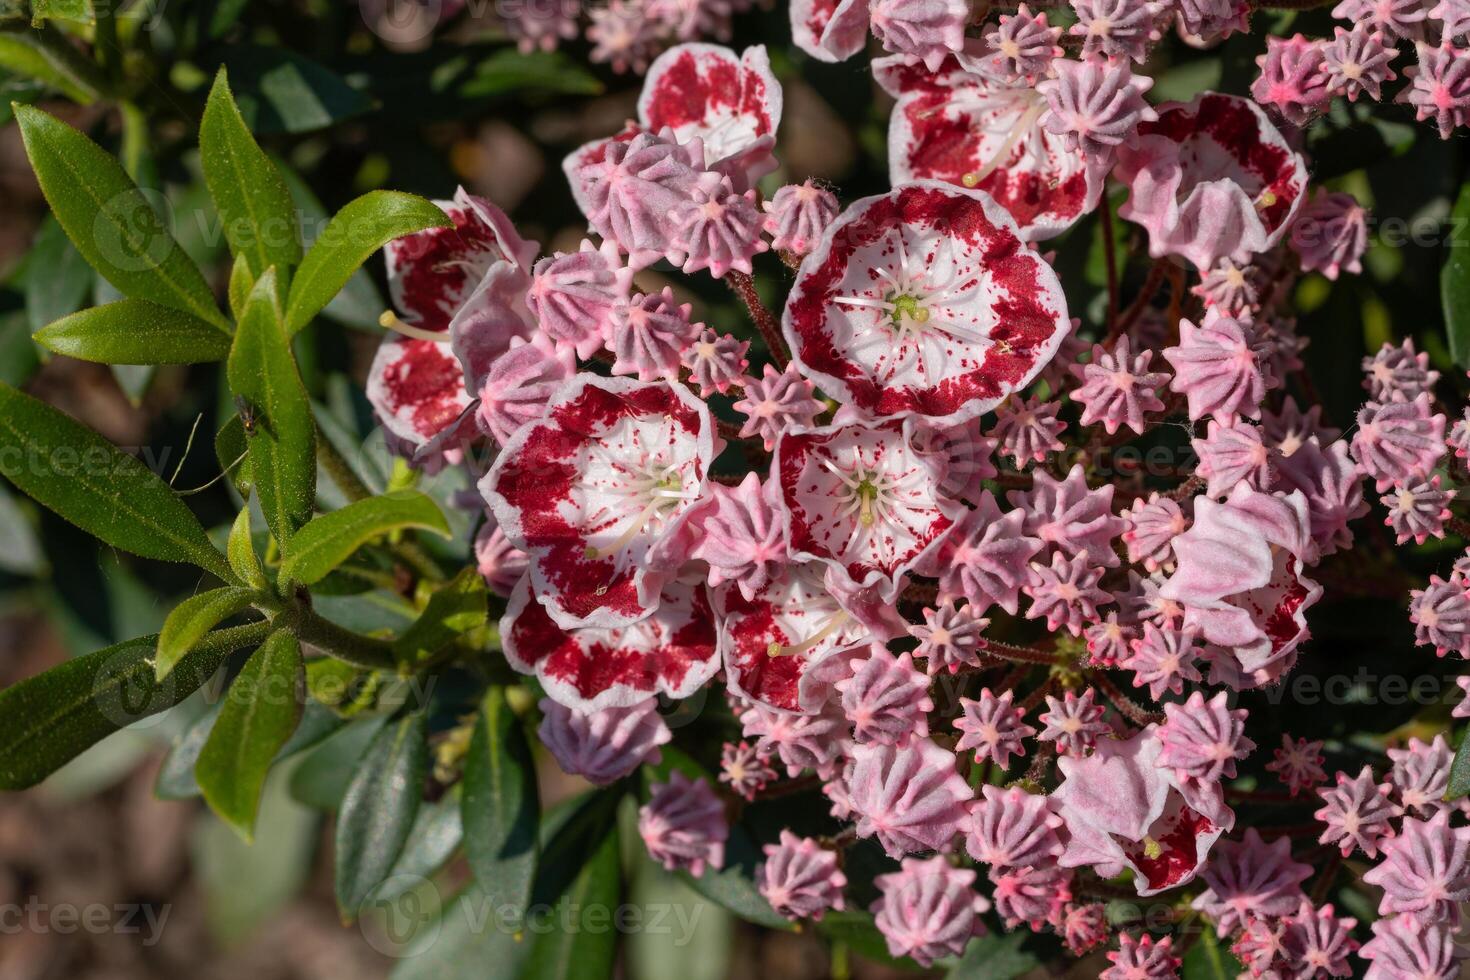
xmin=361 ymin=17 xmax=1470 ymax=974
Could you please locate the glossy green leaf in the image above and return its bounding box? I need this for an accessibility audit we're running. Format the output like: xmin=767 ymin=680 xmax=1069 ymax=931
xmin=227 ymin=269 xmax=316 ymax=546
xmin=288 ymin=715 xmax=386 ymax=809
xmin=197 ymin=630 xmax=304 ymax=840
xmin=284 ymin=191 xmax=450 ymax=336
xmin=227 ymin=507 xmax=269 ymax=591
xmin=155 ymin=699 xmax=224 ymax=800
xmin=947 ymin=932 xmax=1040 ymax=979
xmin=14 ymin=105 xmax=227 ymax=331
xmin=0 ymin=625 xmax=266 ymax=789
xmin=393 ymin=567 xmax=487 ymax=665
xmin=34 ymin=298 xmax=234 ymax=364
xmin=462 ymin=687 xmax=539 ymax=922
xmin=30 ymin=0 xmax=93 ymax=25
xmin=0 ymin=382 xmax=233 ymax=580
xmin=336 ymin=709 xmax=427 ymax=920
xmin=279 ymin=491 xmax=450 ymax=586
xmin=1443 ymin=180 xmax=1470 ymax=369
xmin=219 ymin=45 xmax=372 ymax=134
xmin=156 ymin=586 xmax=261 ymax=681
xmin=521 ymin=818 xmax=620 ymax=980
xmin=25 ymin=215 xmax=90 ymax=335
xmin=201 ymin=70 xmax=302 ymax=279
xmin=1182 ymin=925 xmax=1243 ymax=980
xmin=0 ymin=28 xmax=104 ymax=103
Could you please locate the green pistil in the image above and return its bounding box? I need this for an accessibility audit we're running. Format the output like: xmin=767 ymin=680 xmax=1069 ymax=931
xmin=889 ymin=293 xmax=929 ymax=325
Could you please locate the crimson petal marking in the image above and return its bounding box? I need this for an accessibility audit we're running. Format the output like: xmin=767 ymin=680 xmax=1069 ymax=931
xmin=783 ymin=180 xmax=1072 ymax=424
xmin=366 ymin=336 xmax=473 ymax=448
xmin=791 ymin=0 xmax=871 ymax=63
xmin=881 ymin=54 xmax=1102 ymax=241
xmin=481 ymin=374 xmax=715 ymax=630
xmin=638 ymin=43 xmax=783 ymax=189
xmin=502 ymin=576 xmax=718 ymax=711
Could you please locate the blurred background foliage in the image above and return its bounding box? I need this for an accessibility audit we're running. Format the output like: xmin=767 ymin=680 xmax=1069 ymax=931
xmin=0 ymin=0 xmax=1462 ymax=978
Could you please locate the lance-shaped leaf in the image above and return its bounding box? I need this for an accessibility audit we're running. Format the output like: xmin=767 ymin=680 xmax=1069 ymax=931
xmin=25 ymin=215 xmax=90 ymax=334
xmin=278 ymin=491 xmax=449 ymax=586
xmin=521 ymin=792 xmax=621 ymax=980
xmin=0 ymin=27 xmax=105 ymax=104
xmin=14 ymin=106 xmax=228 ymax=331
xmin=227 ymin=270 xmax=316 ymax=546
xmin=156 ymin=586 xmax=262 ymax=681
xmin=227 ymin=507 xmax=270 ymax=590
xmin=196 ymin=630 xmax=304 ymax=840
xmin=201 ymin=70 xmax=302 ymax=280
xmin=34 ymin=299 xmax=234 ymax=364
xmin=284 ymin=191 xmax=450 ymax=336
xmin=336 ymin=708 xmax=427 ymax=920
xmin=462 ymin=687 xmax=539 ymax=923
xmin=0 ymin=623 xmax=268 ymax=790
xmin=0 ymin=382 xmax=233 ymax=581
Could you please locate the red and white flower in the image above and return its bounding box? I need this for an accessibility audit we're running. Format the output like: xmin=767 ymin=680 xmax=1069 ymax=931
xmin=782 ymin=180 xmax=1072 ymax=424
xmin=790 ymin=0 xmax=871 ymax=63
xmin=481 ymin=375 xmax=717 ymax=629
xmin=776 ymin=416 xmax=962 ymax=597
xmin=502 ymin=576 xmax=717 ymax=711
xmin=876 ymin=55 xmax=1106 ymax=241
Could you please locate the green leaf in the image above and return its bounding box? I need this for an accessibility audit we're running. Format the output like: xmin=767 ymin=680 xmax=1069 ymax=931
xmin=1447 ymin=726 xmax=1470 ymax=801
xmin=218 ymin=45 xmax=372 ymax=134
xmin=155 ymin=699 xmax=223 ymax=800
xmin=25 ymin=215 xmax=90 ymax=335
xmin=196 ymin=630 xmax=304 ymax=840
xmin=30 ymin=0 xmax=93 ymax=26
xmin=947 ymin=932 xmax=1040 ymax=979
xmin=14 ymin=105 xmax=228 ymax=331
xmin=0 ymin=27 xmax=104 ymax=103
xmin=0 ymin=625 xmax=264 ymax=790
xmin=228 ymin=254 xmax=253 ymax=320
xmin=305 ymin=657 xmax=380 ymax=718
xmin=285 ymin=191 xmax=450 ymax=336
xmin=522 ymin=818 xmax=620 ymax=980
xmin=462 ymin=687 xmax=539 ymax=923
xmin=279 ymin=491 xmax=450 ymax=586
xmin=34 ymin=298 xmax=234 ymax=364
xmin=201 ymin=70 xmax=302 ymax=280
xmin=1443 ymin=180 xmax=1470 ymax=369
xmin=227 ymin=506 xmax=269 ymax=590
xmin=336 ymin=709 xmax=427 ymax=920
xmin=288 ymin=715 xmax=385 ymax=809
xmin=227 ymin=269 xmax=316 ymax=545
xmin=0 ymin=311 xmax=41 ymax=388
xmin=0 ymin=382 xmax=233 ymax=580
xmin=393 ymin=568 xmax=487 ymax=665
xmin=1182 ymin=926 xmax=1243 ymax=980
xmin=156 ymin=586 xmax=261 ymax=681
xmin=458 ymin=49 xmax=603 ymax=99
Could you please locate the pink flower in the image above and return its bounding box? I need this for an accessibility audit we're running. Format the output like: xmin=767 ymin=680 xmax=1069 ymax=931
xmin=1037 ymin=688 xmax=1110 ymax=755
xmin=1054 ymin=902 xmax=1110 ymax=955
xmin=1025 ymin=553 xmax=1111 ymax=636
xmin=777 ymin=417 xmax=961 ymax=596
xmin=955 ymin=689 xmax=1037 ymax=767
xmin=476 ymin=334 xmax=576 ymax=445
xmin=1410 ymin=574 xmax=1470 ymax=657
xmin=587 ymin=1 xmax=662 ymax=73
xmin=1352 ymin=395 xmax=1447 ymax=492
xmin=991 ymin=864 xmax=1072 ymax=929
xmin=1401 ymin=43 xmax=1470 ymax=139
xmin=571 ymin=129 xmax=707 ymax=269
xmin=782 ymin=181 xmax=1073 ymax=423
xmin=689 ymin=473 xmax=788 ymax=600
xmin=966 ymin=784 xmax=1064 ymax=868
xmin=608 ymin=287 xmax=702 ymax=381
xmin=1192 ymin=828 xmax=1311 ymax=936
xmin=790 ymin=0 xmax=869 ymax=62
xmin=1454 ymin=409 xmax=1470 ymax=458
xmin=1251 ymin=35 xmax=1331 ymax=126
xmin=1039 ymin=56 xmax=1157 ymax=162
xmin=639 ymin=771 xmax=728 ymax=876
xmin=1086 ymin=613 xmax=1135 ymax=667
xmin=876 ymin=57 xmax=1104 ymax=240
xmin=1455 ymin=675 xmax=1470 ymax=719
xmin=1053 ymin=725 xmax=1232 ymax=895
xmin=1271 ymin=436 xmax=1367 ymax=557
xmin=1193 ymin=419 xmax=1273 ymax=498
xmin=739 ymin=697 xmax=851 ymax=777
xmin=993 ymin=394 xmax=1067 ymax=465
xmin=920 ymin=491 xmax=1044 ymax=614
xmin=1124 ymin=623 xmax=1201 ymax=698
xmin=758 ymin=831 xmax=847 ymax=921
xmin=1010 ymin=464 xmax=1125 ymax=567
xmin=502 ymin=0 xmax=580 ymax=52
xmin=1290 ymin=189 xmax=1369 ymax=281
xmin=982 ymin=4 xmax=1062 ymax=83
xmin=1360 ymin=914 xmax=1462 ymax=980
xmin=1315 ymin=765 xmax=1401 ymax=858
xmin=1389 ymin=735 xmax=1457 ymax=817
xmin=538 ymin=697 xmax=671 ymax=785
xmin=1068 ymin=0 xmax=1164 ymax=62
xmin=502 ymin=577 xmax=717 ymax=710
xmin=482 ymin=376 xmax=715 ymax=629
xmin=1321 ymin=24 xmax=1398 ymax=101
xmin=732 ymin=362 xmax=824 ymax=452
xmin=1070 ymin=337 xmax=1168 ymax=435
xmin=846 ymin=738 xmax=973 ymax=857
xmin=672 ymin=174 xmax=768 ymax=277
xmin=1103 ymin=933 xmax=1180 ymax=980
xmin=527 ymin=239 xmax=632 ymax=359
xmin=914 ymin=420 xmax=998 ymax=505
xmin=1265 ymin=396 xmax=1341 ymax=455
xmin=1175 ymin=0 xmax=1250 ymax=40
xmin=1266 ymin=735 xmax=1327 ymax=796
xmin=871 ymin=856 xmax=989 ymax=967
xmin=1192 ymin=258 xmax=1262 ymax=315
xmin=1333 ymin=0 xmax=1427 ymax=40
xmin=1160 ymin=485 xmax=1321 ymax=688
xmin=682 ymin=329 xmax=749 ymax=397
xmin=1121 ymin=493 xmax=1189 ymax=572
xmin=1116 ymin=93 xmax=1307 ymax=271
xmin=836 ymin=648 xmax=933 ymax=745
xmin=869 ymin=0 xmax=968 ymax=70
xmin=1282 ymin=900 xmax=1358 ymax=978
xmin=910 ymin=602 xmax=988 ymax=675
xmin=1362 ymin=811 xmax=1470 ymax=921
xmin=474 ymin=522 xmax=528 ymax=597
xmin=1163 ymin=311 xmax=1270 ymax=422
xmin=720 ymin=740 xmax=776 ymax=800
xmin=763 ymin=180 xmax=839 ymax=256
xmin=1384 ymin=476 xmax=1454 ymax=545
xmin=1363 ymin=338 xmax=1440 ymax=402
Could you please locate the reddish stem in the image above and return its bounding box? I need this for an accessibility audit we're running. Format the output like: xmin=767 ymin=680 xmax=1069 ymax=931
xmin=726 ymin=271 xmax=789 ymax=368
xmin=1088 ymin=670 xmax=1164 ymax=726
xmin=983 ymin=638 xmax=1059 ymax=666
